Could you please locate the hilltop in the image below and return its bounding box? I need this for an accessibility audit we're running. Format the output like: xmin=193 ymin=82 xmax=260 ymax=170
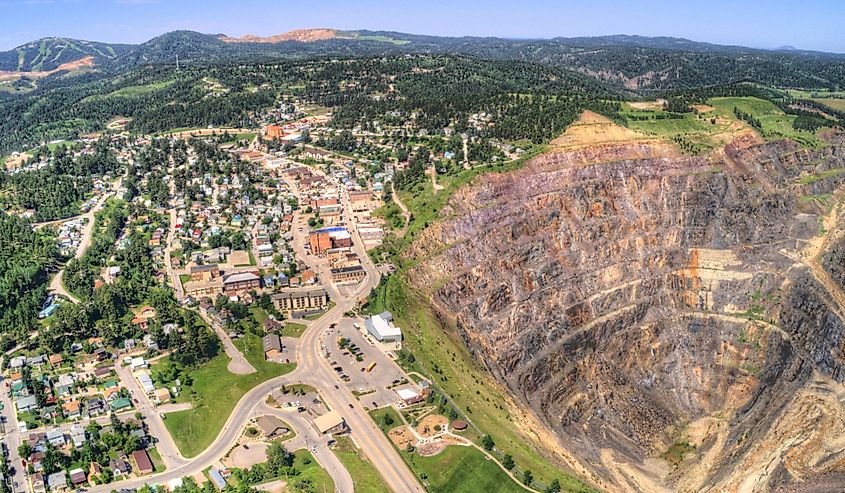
xmin=0 ymin=37 xmax=132 ymax=73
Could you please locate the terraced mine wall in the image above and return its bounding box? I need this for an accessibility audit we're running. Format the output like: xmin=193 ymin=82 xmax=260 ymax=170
xmin=406 ymin=138 xmax=845 ymax=492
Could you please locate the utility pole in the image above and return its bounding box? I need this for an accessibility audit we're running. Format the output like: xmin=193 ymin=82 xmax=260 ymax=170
xmin=176 ymin=54 xmax=179 ymax=71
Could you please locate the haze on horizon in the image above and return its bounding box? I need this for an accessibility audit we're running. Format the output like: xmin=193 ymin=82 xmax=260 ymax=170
xmin=0 ymin=0 xmax=843 ymax=53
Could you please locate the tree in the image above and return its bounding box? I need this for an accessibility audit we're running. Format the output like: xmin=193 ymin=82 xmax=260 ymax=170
xmin=522 ymin=469 xmax=533 ymax=486
xmin=482 ymin=434 xmax=495 ymax=451
xmin=502 ymin=454 xmax=515 ymax=470
xmin=383 ymin=413 xmax=395 ymax=427
xmin=545 ymin=479 xmax=561 ymax=493
xmin=18 ymin=442 xmax=32 ymax=459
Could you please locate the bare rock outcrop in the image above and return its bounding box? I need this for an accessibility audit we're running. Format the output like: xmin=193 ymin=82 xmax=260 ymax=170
xmin=406 ymin=138 xmax=845 ymax=492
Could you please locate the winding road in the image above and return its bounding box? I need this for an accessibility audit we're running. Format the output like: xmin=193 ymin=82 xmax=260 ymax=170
xmin=46 ymin=178 xmax=121 ymax=304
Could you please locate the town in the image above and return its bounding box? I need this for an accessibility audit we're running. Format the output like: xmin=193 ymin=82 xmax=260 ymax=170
xmin=0 ymin=91 xmax=521 ymax=493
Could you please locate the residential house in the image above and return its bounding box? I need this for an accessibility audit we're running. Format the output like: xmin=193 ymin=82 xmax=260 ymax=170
xmin=109 ymin=457 xmax=131 ymax=478
xmin=46 ymin=428 xmax=65 ymax=447
xmin=55 ymin=374 xmax=75 ymax=397
xmin=31 ymin=472 xmax=46 ymax=493
xmin=46 ymin=471 xmax=67 ymax=491
xmin=262 ymin=334 xmax=282 ymax=361
xmin=16 ymin=395 xmax=38 ymax=413
xmin=132 ymin=449 xmax=154 ymax=474
xmin=110 ymin=397 xmax=132 ymax=412
xmin=86 ymin=398 xmax=106 ymax=417
xmin=88 ymin=462 xmax=103 ymax=484
xmin=69 ymin=467 xmax=87 ymax=486
xmin=70 ymin=425 xmax=86 ymax=449
xmin=62 ymin=401 xmax=81 ymax=419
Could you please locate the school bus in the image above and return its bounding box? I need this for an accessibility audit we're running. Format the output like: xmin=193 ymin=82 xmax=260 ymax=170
xmin=366 ymin=361 xmax=377 ymax=372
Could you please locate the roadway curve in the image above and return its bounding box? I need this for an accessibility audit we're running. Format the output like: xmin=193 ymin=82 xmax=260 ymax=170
xmin=47 ymin=181 xmax=120 ymax=304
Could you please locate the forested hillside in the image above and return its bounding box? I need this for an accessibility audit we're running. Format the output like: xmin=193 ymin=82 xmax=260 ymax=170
xmin=0 ymin=54 xmax=619 ymax=154
xmin=2 ymin=29 xmax=845 ymax=154
xmin=0 ymin=213 xmax=58 ymax=350
xmin=0 ymin=37 xmax=131 ymax=72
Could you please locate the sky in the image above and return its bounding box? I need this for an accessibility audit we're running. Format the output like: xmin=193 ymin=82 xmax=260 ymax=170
xmin=1 ymin=0 xmax=844 ymax=53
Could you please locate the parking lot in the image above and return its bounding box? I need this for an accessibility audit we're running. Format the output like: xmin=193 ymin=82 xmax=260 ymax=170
xmin=322 ymin=318 xmax=407 ymax=409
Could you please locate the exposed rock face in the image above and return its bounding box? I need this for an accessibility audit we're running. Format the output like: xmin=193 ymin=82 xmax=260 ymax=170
xmin=407 ymin=138 xmax=845 ymax=492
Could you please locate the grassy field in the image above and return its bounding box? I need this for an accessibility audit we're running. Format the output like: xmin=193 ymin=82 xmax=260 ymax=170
xmin=620 ymin=103 xmax=729 ymax=154
xmin=148 ymin=447 xmax=166 ymax=472
xmin=81 ymin=80 xmax=174 ymax=103
xmin=283 ymin=322 xmax=308 ymax=338
xmin=368 ymin=409 xmax=529 ymax=493
xmin=157 ymin=332 xmax=295 ymax=457
xmin=291 ymin=449 xmax=335 ymax=492
xmin=331 ymin=436 xmax=391 ymax=493
xmin=817 ymin=98 xmax=845 ymax=112
xmin=370 ymin=407 xmax=403 ymax=435
xmin=405 ymin=446 xmax=527 ymax=493
xmin=709 ymin=96 xmax=826 ymax=146
xmin=620 ymin=96 xmax=832 ymax=152
xmin=234 ymin=132 xmax=257 ymax=141
xmin=249 ymin=307 xmax=308 ymax=337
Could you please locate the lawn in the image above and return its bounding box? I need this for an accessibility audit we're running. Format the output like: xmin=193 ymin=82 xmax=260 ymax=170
xmin=235 ymin=132 xmax=257 ymax=141
xmin=291 ymin=450 xmax=334 ymax=493
xmin=282 ymin=322 xmax=308 ymax=338
xmin=156 ymin=332 xmax=295 ymax=457
xmin=148 ymin=447 xmax=166 ymax=472
xmin=370 ymin=406 xmax=403 ymax=435
xmin=331 ymin=436 xmax=391 ymax=493
xmin=404 ymin=446 xmax=527 ymax=493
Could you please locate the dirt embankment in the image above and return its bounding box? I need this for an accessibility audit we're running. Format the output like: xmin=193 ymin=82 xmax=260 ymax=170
xmin=218 ymin=29 xmax=339 ymax=43
xmin=0 ymin=56 xmax=95 ymax=79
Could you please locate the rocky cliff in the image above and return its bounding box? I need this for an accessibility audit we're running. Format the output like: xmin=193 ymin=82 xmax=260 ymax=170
xmin=406 ymin=135 xmax=845 ymax=492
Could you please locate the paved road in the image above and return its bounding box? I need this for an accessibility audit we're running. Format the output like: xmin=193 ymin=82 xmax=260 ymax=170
xmin=86 ymin=166 xmax=423 ymax=493
xmin=254 ymin=401 xmax=354 ymax=493
xmin=115 ymin=363 xmax=187 ymax=469
xmin=163 ymin=207 xmax=184 ymax=301
xmin=48 ymin=180 xmax=119 ymax=304
xmin=0 ymin=361 xmax=28 ymax=493
xmin=197 ymin=310 xmax=257 ymax=375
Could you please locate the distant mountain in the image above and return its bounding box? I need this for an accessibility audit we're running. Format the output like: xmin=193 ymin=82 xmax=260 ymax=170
xmin=0 ymin=37 xmax=133 ymax=73
xmin=111 ymin=30 xmax=224 ymax=68
xmin=3 ymin=29 xmax=845 ymax=92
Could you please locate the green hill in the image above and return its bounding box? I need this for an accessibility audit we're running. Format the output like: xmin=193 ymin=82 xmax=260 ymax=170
xmin=0 ymin=37 xmax=133 ymax=73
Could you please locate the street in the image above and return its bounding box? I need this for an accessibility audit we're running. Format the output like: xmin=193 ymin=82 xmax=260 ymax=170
xmin=80 ymin=160 xmax=424 ymax=493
